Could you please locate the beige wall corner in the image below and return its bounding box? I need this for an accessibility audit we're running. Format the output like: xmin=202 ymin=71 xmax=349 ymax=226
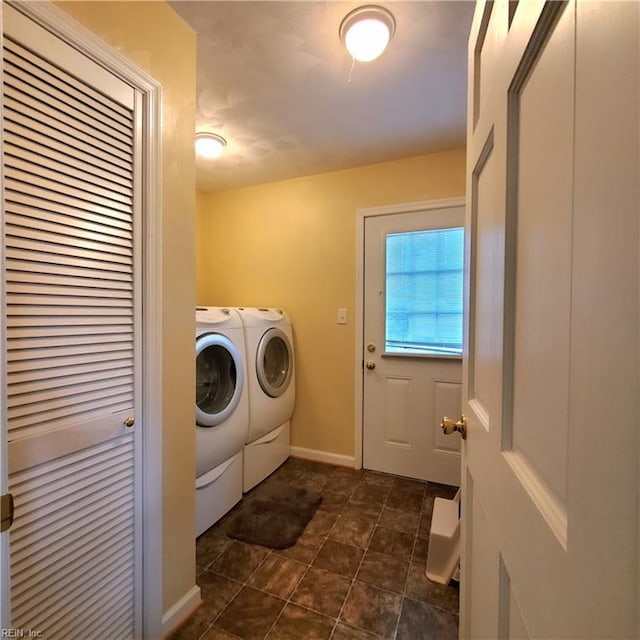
xmin=197 ymin=149 xmax=466 ymax=459
xmin=55 ymin=0 xmax=197 ymax=619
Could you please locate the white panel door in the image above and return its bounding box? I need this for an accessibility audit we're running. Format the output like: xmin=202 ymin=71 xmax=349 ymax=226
xmin=363 ymin=204 xmax=464 ymax=485
xmin=1 ymin=6 xmax=141 ymax=638
xmin=461 ymin=1 xmax=639 ymax=637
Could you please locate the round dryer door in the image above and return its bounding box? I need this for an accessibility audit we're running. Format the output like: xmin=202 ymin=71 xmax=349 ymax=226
xmin=195 ymin=332 xmax=244 ymax=427
xmin=256 ymin=327 xmax=293 ymax=398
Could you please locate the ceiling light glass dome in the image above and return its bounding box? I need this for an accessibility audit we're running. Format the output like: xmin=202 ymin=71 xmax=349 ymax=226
xmin=339 ymin=5 xmax=396 ymax=62
xmin=195 ymin=132 xmax=227 ymax=159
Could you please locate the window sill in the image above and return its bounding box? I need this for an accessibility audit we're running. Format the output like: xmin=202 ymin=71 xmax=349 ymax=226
xmin=381 ymin=351 xmax=463 ymax=361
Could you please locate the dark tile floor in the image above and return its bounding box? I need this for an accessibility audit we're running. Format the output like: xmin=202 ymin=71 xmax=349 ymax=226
xmin=172 ymin=458 xmax=459 ymax=640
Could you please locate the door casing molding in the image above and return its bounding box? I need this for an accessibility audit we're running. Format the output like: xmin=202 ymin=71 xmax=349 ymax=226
xmin=1 ymin=2 xmax=166 ymax=637
xmin=354 ymin=197 xmax=466 ymax=470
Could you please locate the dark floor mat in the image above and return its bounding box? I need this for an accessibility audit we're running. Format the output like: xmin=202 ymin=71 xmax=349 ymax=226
xmin=226 ymin=481 xmax=322 ymax=549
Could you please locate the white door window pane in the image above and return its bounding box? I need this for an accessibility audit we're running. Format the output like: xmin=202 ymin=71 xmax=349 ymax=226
xmin=385 ymin=227 xmax=464 ymax=355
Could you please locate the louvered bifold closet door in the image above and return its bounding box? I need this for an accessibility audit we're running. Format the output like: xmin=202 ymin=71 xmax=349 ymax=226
xmin=3 ymin=6 xmax=139 ymax=639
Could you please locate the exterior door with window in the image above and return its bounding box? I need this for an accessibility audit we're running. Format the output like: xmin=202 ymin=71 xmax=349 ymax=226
xmin=363 ymin=202 xmax=464 ymax=485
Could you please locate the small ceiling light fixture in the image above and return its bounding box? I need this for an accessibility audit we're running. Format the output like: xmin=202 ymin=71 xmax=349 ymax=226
xmin=339 ymin=5 xmax=396 ymax=63
xmin=195 ymin=132 xmax=227 ymax=159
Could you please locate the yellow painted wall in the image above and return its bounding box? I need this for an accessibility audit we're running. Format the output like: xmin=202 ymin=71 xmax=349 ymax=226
xmin=55 ymin=0 xmax=197 ymax=617
xmin=197 ymin=149 xmax=465 ymax=458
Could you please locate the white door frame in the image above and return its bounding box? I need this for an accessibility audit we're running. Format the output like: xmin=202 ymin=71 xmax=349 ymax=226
xmin=0 ymin=2 xmax=164 ymax=637
xmin=354 ymin=197 xmax=465 ymax=470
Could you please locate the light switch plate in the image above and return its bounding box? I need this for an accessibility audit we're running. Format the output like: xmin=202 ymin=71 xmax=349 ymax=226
xmin=337 ymin=308 xmax=347 ymax=324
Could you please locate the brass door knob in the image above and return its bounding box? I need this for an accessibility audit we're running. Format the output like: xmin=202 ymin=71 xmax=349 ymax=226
xmin=123 ymin=416 xmax=135 ymax=428
xmin=365 ymin=360 xmax=376 ymax=370
xmin=441 ymin=416 xmax=467 ymax=439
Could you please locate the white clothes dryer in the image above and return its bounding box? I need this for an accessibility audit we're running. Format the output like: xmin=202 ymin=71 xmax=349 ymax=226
xmin=237 ymin=307 xmax=295 ymax=491
xmin=195 ymin=306 xmax=249 ymax=536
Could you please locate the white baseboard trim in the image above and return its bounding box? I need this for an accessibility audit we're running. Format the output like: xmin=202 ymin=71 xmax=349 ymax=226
xmin=162 ymin=584 xmax=202 ymax=638
xmin=290 ymin=446 xmax=356 ymax=469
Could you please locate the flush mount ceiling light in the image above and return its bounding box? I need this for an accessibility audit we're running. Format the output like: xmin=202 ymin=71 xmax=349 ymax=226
xmin=195 ymin=132 xmax=227 ymax=159
xmin=339 ymin=5 xmax=396 ymax=62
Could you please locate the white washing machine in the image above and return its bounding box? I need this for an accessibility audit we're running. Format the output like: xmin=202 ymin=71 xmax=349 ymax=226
xmin=195 ymin=307 xmax=249 ymax=536
xmin=237 ymin=307 xmax=295 ymax=491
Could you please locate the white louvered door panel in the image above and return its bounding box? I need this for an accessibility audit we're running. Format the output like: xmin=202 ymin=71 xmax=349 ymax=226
xmin=3 ymin=6 xmax=140 ymax=639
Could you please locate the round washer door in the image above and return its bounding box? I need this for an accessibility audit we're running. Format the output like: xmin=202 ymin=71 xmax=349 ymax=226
xmin=256 ymin=327 xmax=293 ymax=398
xmin=196 ymin=332 xmax=244 ymax=427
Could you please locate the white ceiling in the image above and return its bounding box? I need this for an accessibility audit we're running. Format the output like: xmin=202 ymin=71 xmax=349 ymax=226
xmin=169 ymin=1 xmax=475 ymax=192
